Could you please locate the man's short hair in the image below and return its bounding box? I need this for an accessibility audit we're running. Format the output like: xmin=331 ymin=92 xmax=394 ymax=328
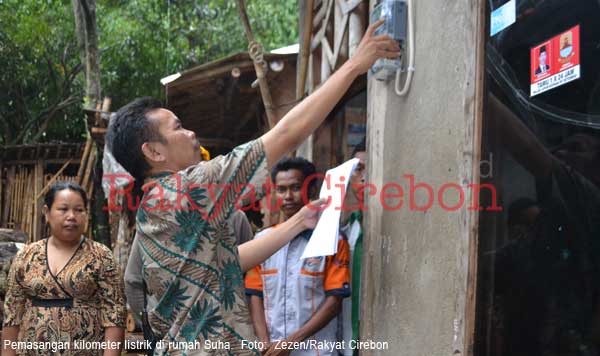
xmin=352 ymin=137 xmax=366 ymax=157
xmin=540 ymin=45 xmax=547 ymax=54
xmin=271 ymin=157 xmax=317 ymax=192
xmin=106 ymin=97 xmax=165 ymax=180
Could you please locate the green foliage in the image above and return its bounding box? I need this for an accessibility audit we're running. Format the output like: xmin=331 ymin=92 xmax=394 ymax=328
xmin=0 ymin=0 xmax=298 ymax=144
xmin=0 ymin=0 xmax=85 ymax=145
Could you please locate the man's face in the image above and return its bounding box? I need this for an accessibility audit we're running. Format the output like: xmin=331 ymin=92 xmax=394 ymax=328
xmin=350 ymin=151 xmax=367 ymax=199
xmin=274 ymin=169 xmax=306 ymax=219
xmin=539 ymin=50 xmax=547 ymax=66
xmin=147 ymin=108 xmax=202 ymax=172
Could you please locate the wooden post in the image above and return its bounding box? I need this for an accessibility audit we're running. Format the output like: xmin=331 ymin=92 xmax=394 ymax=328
xmin=0 ymin=161 xmax=3 ymax=226
xmin=98 ymin=97 xmax=111 ymax=127
xmin=236 ymin=0 xmax=276 ymax=129
xmin=77 ymin=136 xmax=93 ymax=184
xmin=14 ymin=168 xmax=23 ymax=227
xmin=33 ymin=161 xmax=45 ymax=241
xmin=81 ymin=144 xmax=96 ymax=193
xmin=4 ymin=166 xmax=15 ymax=226
xmin=35 ymin=160 xmax=73 ymax=201
xmin=334 ymin=0 xmax=349 ymax=69
xmin=348 ymin=1 xmax=367 ymax=58
xmin=24 ymin=170 xmax=33 ymax=240
xmin=297 ymin=0 xmax=315 ymax=99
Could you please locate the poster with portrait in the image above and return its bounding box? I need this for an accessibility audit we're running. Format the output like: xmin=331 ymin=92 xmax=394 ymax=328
xmin=530 ymin=25 xmax=580 ymax=97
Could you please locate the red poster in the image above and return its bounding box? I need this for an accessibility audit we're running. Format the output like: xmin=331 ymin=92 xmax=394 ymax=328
xmin=530 ymin=25 xmax=580 ymax=96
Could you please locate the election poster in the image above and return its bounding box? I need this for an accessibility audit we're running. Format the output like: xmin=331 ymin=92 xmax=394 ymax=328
xmin=530 ymin=25 xmax=580 ymax=97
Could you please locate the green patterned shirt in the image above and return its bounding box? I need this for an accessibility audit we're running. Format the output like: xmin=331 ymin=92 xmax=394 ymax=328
xmin=135 ymin=139 xmax=268 ymax=356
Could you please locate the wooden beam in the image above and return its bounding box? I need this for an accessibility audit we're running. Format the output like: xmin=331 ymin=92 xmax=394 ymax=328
xmin=81 ymin=144 xmax=96 ymax=195
xmin=33 ymin=161 xmax=44 ymax=241
xmin=169 ymin=61 xmax=256 ymax=91
xmin=297 ymin=0 xmax=314 ymax=99
xmin=57 ymin=143 xmax=63 ymax=160
xmin=35 ymin=159 xmax=73 ymax=201
xmin=3 ymin=158 xmax=78 ymax=166
xmin=91 ymin=127 xmax=107 ymax=145
xmin=42 ymin=147 xmax=50 ymax=160
xmin=3 ymin=166 xmax=15 ymax=226
xmin=77 ymin=136 xmax=93 ymax=184
xmin=0 ymin=161 xmax=3 ymax=226
xmin=464 ymin=1 xmax=487 ymax=355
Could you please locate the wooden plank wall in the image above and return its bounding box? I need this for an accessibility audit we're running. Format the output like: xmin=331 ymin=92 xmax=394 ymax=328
xmin=0 ymin=163 xmax=77 ymax=242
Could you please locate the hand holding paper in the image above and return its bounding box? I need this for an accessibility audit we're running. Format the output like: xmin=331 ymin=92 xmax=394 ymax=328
xmin=301 ymin=158 xmax=360 ymax=259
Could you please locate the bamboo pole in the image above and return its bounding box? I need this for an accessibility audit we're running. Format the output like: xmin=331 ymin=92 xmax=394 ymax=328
xmin=297 ymin=0 xmax=315 ymax=99
xmin=81 ymin=144 xmax=96 ymax=195
xmin=23 ymin=171 xmax=33 ymax=238
xmin=3 ymin=166 xmax=15 ymax=226
xmin=0 ymin=162 xmax=3 ymax=225
xmin=77 ymin=136 xmax=93 ymax=185
xmin=12 ymin=169 xmax=19 ymax=225
xmin=35 ymin=160 xmax=73 ymax=201
xmin=9 ymin=169 xmax=17 ymax=226
xmin=236 ymin=0 xmax=276 ymax=129
xmin=15 ymin=169 xmax=24 ymax=225
xmin=33 ymin=162 xmax=40 ymax=241
xmin=12 ymin=169 xmax=19 ymax=227
xmin=8 ymin=169 xmax=15 ymax=225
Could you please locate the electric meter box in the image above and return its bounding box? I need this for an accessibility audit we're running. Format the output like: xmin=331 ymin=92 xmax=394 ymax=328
xmin=370 ymin=0 xmax=408 ymax=81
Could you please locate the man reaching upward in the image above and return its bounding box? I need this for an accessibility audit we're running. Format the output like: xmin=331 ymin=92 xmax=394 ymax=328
xmin=107 ymin=19 xmax=399 ymax=356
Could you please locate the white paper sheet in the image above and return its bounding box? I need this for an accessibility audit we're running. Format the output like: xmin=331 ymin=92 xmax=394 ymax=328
xmin=301 ymin=158 xmax=360 ymax=259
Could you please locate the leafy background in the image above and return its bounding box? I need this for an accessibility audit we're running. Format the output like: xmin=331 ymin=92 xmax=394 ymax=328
xmin=0 ymin=0 xmax=298 ymax=145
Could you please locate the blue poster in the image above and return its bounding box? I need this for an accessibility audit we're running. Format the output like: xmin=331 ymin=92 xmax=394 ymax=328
xmin=490 ymin=0 xmax=516 ymax=36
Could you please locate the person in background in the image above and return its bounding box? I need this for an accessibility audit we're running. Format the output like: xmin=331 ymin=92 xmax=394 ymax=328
xmin=1 ymin=182 xmax=126 ymax=356
xmin=340 ymin=139 xmax=367 ymax=356
xmin=245 ymin=157 xmax=351 ymax=356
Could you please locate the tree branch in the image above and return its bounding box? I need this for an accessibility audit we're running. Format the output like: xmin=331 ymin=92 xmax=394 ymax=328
xmin=31 ymin=95 xmax=80 ymax=142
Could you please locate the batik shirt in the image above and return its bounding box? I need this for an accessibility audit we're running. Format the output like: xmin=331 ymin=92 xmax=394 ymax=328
xmin=3 ymin=237 xmax=126 ymax=356
xmin=135 ymin=139 xmax=268 ymax=356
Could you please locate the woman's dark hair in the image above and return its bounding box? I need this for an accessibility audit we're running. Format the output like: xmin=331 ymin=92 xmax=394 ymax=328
xmin=271 ymin=157 xmax=318 ymax=192
xmin=44 ymin=182 xmax=88 ymax=209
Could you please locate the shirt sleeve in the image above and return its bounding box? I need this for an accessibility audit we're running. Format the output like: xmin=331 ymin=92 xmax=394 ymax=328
xmin=324 ymin=236 xmax=351 ymax=297
xmin=97 ymin=245 xmax=127 ymax=328
xmin=3 ymin=250 xmax=26 ymax=327
xmin=183 ymin=138 xmax=269 ymax=224
xmin=244 ymin=263 xmax=264 ymax=297
xmin=232 ymin=210 xmax=254 ymax=245
xmin=124 ymin=236 xmax=145 ymax=326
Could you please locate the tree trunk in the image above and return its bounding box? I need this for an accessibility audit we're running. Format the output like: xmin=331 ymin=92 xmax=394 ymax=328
xmin=72 ymin=0 xmax=109 ymax=247
xmin=91 ymin=147 xmax=111 ymax=247
xmin=71 ymin=0 xmax=101 ymax=108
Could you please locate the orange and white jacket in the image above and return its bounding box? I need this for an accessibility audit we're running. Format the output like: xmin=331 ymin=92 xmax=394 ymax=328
xmin=245 ymin=227 xmax=351 ymax=356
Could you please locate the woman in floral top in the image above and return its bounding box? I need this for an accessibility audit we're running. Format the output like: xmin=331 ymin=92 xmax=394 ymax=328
xmin=1 ymin=182 xmax=126 ymax=355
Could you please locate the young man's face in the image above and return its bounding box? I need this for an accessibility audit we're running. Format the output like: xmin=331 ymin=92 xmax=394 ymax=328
xmin=274 ymin=169 xmax=306 ymax=219
xmin=146 ymin=108 xmax=202 ymax=172
xmin=350 ymin=151 xmax=367 ymax=199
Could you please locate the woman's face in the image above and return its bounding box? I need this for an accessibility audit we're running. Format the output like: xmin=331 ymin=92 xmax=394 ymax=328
xmin=44 ymin=189 xmax=87 ymax=242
